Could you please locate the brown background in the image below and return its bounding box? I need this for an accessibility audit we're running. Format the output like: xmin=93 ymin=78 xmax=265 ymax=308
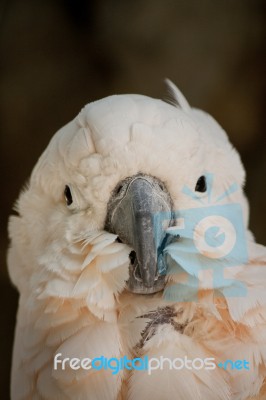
xmin=1 ymin=1 xmax=265 ymax=398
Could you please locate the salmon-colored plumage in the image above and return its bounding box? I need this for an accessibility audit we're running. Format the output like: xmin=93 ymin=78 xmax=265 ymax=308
xmin=8 ymin=82 xmax=266 ymax=399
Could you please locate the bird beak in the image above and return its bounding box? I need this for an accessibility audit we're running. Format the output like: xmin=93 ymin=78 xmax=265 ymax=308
xmin=105 ymin=174 xmax=173 ymax=294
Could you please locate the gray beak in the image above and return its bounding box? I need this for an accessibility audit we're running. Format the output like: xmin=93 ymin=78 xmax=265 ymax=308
xmin=105 ymin=174 xmax=173 ymax=294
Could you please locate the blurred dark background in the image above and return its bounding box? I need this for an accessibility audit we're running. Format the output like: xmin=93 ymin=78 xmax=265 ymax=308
xmin=1 ymin=0 xmax=265 ymax=398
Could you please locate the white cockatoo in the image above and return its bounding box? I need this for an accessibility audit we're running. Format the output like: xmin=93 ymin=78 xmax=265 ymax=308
xmin=8 ymin=81 xmax=266 ymax=400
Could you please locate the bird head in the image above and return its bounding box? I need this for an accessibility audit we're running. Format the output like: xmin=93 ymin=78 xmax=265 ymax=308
xmin=8 ymin=81 xmax=248 ymax=310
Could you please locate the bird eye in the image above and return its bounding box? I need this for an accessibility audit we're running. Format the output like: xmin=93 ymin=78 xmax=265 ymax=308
xmin=195 ymin=176 xmax=207 ymax=192
xmin=64 ymin=185 xmax=73 ymax=206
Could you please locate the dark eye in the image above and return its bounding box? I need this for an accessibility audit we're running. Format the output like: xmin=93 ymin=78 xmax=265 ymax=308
xmin=195 ymin=176 xmax=207 ymax=193
xmin=64 ymin=185 xmax=73 ymax=206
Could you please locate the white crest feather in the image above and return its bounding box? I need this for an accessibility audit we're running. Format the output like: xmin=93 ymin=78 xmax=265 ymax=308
xmin=164 ymin=78 xmax=191 ymax=111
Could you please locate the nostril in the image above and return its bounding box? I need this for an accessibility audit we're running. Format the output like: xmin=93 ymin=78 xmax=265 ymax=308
xmin=116 ymin=237 xmax=123 ymax=243
xmin=115 ymin=185 xmax=123 ymax=195
xmin=129 ymin=250 xmax=136 ymax=265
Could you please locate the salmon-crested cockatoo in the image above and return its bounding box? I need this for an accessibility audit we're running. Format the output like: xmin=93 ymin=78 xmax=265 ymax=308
xmin=8 ymin=80 xmax=266 ymax=400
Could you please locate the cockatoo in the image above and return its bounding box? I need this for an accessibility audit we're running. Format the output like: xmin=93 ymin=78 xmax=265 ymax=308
xmin=8 ymin=80 xmax=266 ymax=400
